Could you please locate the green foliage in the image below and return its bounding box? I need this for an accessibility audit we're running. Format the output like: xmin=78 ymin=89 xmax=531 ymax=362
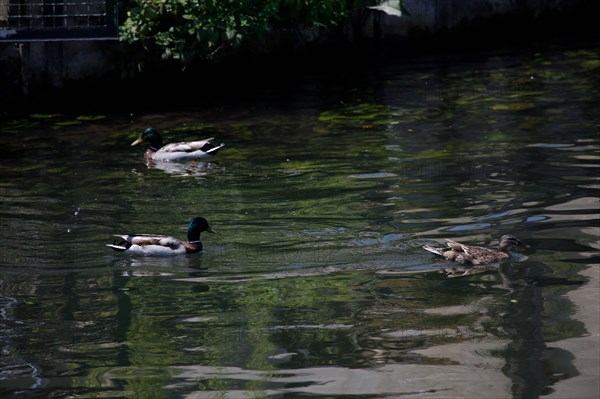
xmin=119 ymin=1 xmax=408 ymax=65
xmin=119 ymin=0 xmax=352 ymax=64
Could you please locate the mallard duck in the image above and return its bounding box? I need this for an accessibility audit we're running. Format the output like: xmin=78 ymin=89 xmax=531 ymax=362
xmin=422 ymin=234 xmax=529 ymax=266
xmin=131 ymin=128 xmax=225 ymax=161
xmin=106 ymin=216 xmax=215 ymax=256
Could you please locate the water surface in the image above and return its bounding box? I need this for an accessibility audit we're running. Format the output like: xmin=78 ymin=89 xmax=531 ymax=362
xmin=1 ymin=45 xmax=599 ymax=399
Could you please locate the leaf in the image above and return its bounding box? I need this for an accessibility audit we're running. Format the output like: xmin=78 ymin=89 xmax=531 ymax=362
xmin=369 ymin=0 xmax=405 ymax=17
xmin=226 ymin=28 xmax=237 ymax=40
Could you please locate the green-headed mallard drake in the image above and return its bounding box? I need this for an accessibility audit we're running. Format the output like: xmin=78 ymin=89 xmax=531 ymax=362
xmin=106 ymin=217 xmax=215 ymax=256
xmin=423 ymin=234 xmax=529 ymax=265
xmin=131 ymin=128 xmax=225 ymax=161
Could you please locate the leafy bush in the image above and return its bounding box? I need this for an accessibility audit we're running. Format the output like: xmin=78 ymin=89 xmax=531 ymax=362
xmin=119 ymin=0 xmax=352 ymax=64
xmin=119 ymin=0 xmax=408 ymax=67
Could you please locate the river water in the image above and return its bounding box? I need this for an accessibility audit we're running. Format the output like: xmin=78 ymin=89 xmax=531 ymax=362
xmin=1 ymin=44 xmax=599 ymax=399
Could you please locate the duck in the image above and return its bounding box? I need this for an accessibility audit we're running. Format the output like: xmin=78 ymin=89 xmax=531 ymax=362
xmin=131 ymin=127 xmax=225 ymax=161
xmin=106 ymin=216 xmax=215 ymax=256
xmin=422 ymin=234 xmax=529 ymax=266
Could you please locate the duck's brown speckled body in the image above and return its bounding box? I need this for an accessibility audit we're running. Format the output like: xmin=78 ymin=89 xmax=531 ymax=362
xmin=423 ymin=235 xmax=529 ymax=265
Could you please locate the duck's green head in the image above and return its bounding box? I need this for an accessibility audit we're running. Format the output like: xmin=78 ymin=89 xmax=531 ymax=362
xmin=187 ymin=216 xmax=216 ymax=242
xmin=131 ymin=128 xmax=163 ymax=150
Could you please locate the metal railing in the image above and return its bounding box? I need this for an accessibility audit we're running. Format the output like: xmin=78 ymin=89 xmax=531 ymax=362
xmin=0 ymin=0 xmax=118 ymax=41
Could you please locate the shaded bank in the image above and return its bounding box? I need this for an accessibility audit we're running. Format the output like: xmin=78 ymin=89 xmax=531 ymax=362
xmin=1 ymin=0 xmax=599 ymax=112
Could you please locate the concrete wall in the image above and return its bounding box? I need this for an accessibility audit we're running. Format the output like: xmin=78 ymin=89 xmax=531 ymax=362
xmin=366 ymin=0 xmax=580 ymax=38
xmin=0 ymin=40 xmax=118 ymax=97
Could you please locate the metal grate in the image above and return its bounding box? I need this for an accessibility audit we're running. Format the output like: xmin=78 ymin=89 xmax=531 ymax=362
xmin=0 ymin=0 xmax=118 ymax=41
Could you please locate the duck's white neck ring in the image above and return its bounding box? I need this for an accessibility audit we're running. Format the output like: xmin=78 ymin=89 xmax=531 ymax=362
xmin=188 ymin=240 xmax=202 ymax=244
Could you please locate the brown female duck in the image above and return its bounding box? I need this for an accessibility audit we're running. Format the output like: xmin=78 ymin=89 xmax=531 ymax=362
xmin=423 ymin=234 xmax=529 ymax=265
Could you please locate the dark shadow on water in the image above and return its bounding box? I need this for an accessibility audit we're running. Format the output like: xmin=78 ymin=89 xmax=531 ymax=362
xmin=495 ymin=262 xmax=585 ymax=399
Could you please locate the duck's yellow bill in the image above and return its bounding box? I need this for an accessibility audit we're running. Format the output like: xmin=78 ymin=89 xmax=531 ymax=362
xmin=131 ymin=137 xmax=144 ymax=146
xmin=207 ymin=227 xmax=216 ymax=234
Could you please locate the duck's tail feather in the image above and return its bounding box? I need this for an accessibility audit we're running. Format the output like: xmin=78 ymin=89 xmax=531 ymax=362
xmin=422 ymin=245 xmax=444 ymax=256
xmin=106 ymin=244 xmax=127 ymax=252
xmin=205 ymin=143 xmax=225 ymax=154
xmin=106 ymin=238 xmax=132 ymax=252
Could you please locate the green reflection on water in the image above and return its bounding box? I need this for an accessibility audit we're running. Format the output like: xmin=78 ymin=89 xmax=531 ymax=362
xmin=0 ymin=45 xmax=598 ymax=399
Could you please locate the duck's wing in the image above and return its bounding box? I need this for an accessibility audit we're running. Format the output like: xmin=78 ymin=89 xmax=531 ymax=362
xmin=464 ymin=245 xmax=506 ymax=265
xmin=160 ymin=138 xmax=215 ymax=153
xmin=445 ymin=239 xmax=468 ymax=252
xmin=444 ymin=240 xmax=485 ymax=264
xmin=113 ymin=234 xmax=183 ymax=249
xmin=107 ymin=234 xmax=187 ymax=256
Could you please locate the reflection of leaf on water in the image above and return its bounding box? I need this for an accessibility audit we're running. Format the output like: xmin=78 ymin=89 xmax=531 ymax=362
xmin=491 ymin=103 xmax=536 ymax=111
xmin=76 ymin=115 xmax=106 ymax=121
xmin=1 ymin=113 xmax=107 ymax=132
xmin=318 ymin=103 xmax=393 ymax=127
xmin=30 ymin=113 xmax=62 ymax=119
xmin=1 ymin=119 xmax=41 ymax=132
xmin=580 ymin=59 xmax=600 ymax=70
xmin=54 ymin=120 xmax=83 ymax=127
xmin=197 ymin=376 xmax=230 ymax=395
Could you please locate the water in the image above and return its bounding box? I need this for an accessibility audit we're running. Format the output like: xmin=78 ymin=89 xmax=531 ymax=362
xmin=1 ymin=45 xmax=599 ymax=399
